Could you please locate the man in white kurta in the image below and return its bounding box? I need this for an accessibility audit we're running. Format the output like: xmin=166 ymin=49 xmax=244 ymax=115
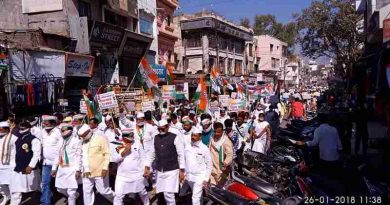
xmin=0 ymin=122 xmax=17 ymax=205
xmin=10 ymin=121 xmax=41 ymax=205
xmin=113 ymin=129 xmax=149 ymax=205
xmin=145 ymin=120 xmax=185 ymax=205
xmin=40 ymin=115 xmax=62 ymax=205
xmin=52 ymin=124 xmax=82 ymax=205
xmin=184 ymin=128 xmax=212 ymax=205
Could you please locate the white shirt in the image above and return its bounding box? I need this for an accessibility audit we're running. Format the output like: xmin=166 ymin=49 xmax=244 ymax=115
xmin=251 ymin=121 xmax=270 ymax=154
xmin=119 ymin=113 xmax=135 ymax=129
xmin=170 ymin=121 xmax=183 ymax=133
xmin=146 ymin=132 xmax=185 ymax=170
xmin=41 ymin=128 xmax=62 ymax=165
xmin=184 ymin=141 xmax=212 ymax=182
xmin=30 ymin=126 xmax=42 ymax=140
xmin=306 ymin=123 xmax=342 ymax=161
xmin=103 ymin=128 xmax=122 ymax=162
xmin=52 ymin=135 xmax=82 ymax=171
xmin=180 ymin=127 xmax=194 ymax=147
xmin=216 ymin=115 xmax=230 ymax=125
xmin=113 ymin=141 xmax=144 ymax=182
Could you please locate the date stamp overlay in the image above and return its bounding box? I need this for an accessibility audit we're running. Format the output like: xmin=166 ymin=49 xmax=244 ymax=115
xmin=304 ymin=196 xmax=383 ymax=204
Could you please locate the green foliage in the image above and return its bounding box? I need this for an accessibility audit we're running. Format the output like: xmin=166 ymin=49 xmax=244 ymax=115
xmin=295 ymin=0 xmax=364 ymax=76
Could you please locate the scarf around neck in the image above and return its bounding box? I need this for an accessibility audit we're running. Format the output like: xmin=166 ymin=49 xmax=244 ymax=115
xmin=210 ymin=134 xmax=227 ymax=169
xmin=1 ymin=133 xmax=12 ymax=165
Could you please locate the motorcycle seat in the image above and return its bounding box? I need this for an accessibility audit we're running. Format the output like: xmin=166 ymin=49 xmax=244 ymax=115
xmin=209 ymin=187 xmax=255 ymax=205
xmin=235 ymin=174 xmax=278 ymax=195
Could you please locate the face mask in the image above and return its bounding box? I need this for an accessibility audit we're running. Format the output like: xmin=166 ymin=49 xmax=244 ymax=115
xmin=191 ymin=141 xmax=200 ymax=146
xmin=61 ymin=130 xmax=72 ymax=138
xmin=137 ymin=122 xmax=145 ymax=127
xmin=0 ymin=132 xmax=7 ymax=137
xmin=19 ymin=128 xmax=30 ymax=135
xmin=203 ymin=125 xmax=212 ymax=133
xmin=259 ymin=117 xmax=264 ymax=122
xmin=44 ymin=126 xmax=54 ymax=130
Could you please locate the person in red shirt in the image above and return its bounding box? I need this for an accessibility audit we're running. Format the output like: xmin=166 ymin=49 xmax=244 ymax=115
xmin=291 ymin=98 xmax=305 ymax=120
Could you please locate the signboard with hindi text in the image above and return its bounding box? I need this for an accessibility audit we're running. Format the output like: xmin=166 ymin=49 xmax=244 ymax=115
xmin=97 ymin=91 xmax=118 ymax=110
xmin=162 ymin=85 xmax=176 ymax=100
xmin=142 ymin=100 xmax=155 ymax=112
xmin=228 ymin=99 xmax=240 ymax=112
xmin=219 ymin=95 xmax=230 ymax=107
xmin=80 ymin=100 xmax=87 ymax=114
xmin=209 ymin=100 xmax=219 ymax=113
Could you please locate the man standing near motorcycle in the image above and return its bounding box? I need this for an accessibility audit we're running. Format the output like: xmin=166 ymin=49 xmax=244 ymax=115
xmin=248 ymin=111 xmax=271 ymax=154
xmin=209 ymin=122 xmax=233 ymax=187
xmin=296 ymin=113 xmax=342 ymax=177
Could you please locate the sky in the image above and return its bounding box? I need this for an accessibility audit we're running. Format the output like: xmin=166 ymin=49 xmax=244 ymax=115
xmin=176 ymin=0 xmax=314 ymax=24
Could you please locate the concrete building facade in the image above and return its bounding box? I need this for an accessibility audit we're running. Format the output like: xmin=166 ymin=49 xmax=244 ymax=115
xmin=157 ymin=0 xmax=179 ymax=66
xmin=173 ymin=11 xmax=253 ymax=78
xmin=255 ymin=35 xmax=288 ymax=83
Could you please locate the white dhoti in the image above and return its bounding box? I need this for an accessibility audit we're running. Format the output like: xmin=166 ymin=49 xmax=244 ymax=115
xmin=9 ymin=169 xmax=41 ymax=193
xmin=114 ymin=176 xmax=149 ymax=205
xmin=0 ymin=168 xmax=12 ymax=185
xmin=156 ymin=169 xmax=179 ymax=193
xmin=55 ymin=167 xmax=80 ymax=189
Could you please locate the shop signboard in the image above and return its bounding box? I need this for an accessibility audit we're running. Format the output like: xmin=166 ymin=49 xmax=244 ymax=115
xmin=142 ymin=100 xmax=155 ymax=112
xmin=121 ymin=38 xmax=148 ymax=58
xmin=97 ymin=91 xmax=118 ymax=109
xmin=65 ymin=53 xmax=94 ymax=77
xmin=162 ymin=85 xmax=176 ymax=100
xmin=151 ymin=64 xmax=167 ymax=81
xmin=218 ymin=95 xmax=230 ymax=107
xmin=90 ymin=21 xmax=125 ymax=47
xmin=383 ymin=18 xmax=390 ymax=44
xmin=80 ymin=100 xmax=88 ymax=114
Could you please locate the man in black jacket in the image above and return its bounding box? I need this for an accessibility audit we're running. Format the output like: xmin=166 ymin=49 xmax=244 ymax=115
xmin=144 ymin=119 xmax=185 ymax=205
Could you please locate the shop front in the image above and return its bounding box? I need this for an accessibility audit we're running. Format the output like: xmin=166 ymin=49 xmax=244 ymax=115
xmin=89 ymin=21 xmax=152 ymax=94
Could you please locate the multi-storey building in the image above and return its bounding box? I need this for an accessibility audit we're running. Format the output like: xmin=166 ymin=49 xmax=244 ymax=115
xmin=254 ymin=35 xmax=288 ymax=84
xmin=173 ymin=10 xmax=253 ymax=81
xmin=0 ymin=0 xmax=153 ymax=114
xmin=157 ymin=0 xmax=179 ymax=66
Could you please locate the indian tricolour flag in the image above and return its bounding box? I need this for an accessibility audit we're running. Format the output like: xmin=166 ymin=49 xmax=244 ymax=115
xmin=193 ymin=75 xmax=208 ymax=113
xmin=139 ymin=57 xmax=159 ymax=89
xmin=166 ymin=63 xmax=175 ymax=84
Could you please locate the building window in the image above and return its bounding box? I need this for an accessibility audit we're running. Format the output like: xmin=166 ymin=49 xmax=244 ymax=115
xmin=276 ymin=59 xmax=280 ymax=68
xmin=104 ymin=9 xmax=127 ymax=28
xmin=270 ymin=44 xmax=274 ymax=53
xmin=228 ymin=59 xmax=232 ymax=75
xmin=249 ymin=44 xmax=253 ymax=57
xmin=167 ymin=50 xmax=172 ymax=63
xmin=185 ymin=35 xmax=201 ymax=48
xmin=165 ymin=15 xmax=171 ymax=26
xmin=277 ymin=46 xmax=279 ymax=50
xmin=271 ymin=57 xmax=276 ymax=68
xmin=235 ymin=60 xmax=242 ymax=75
xmin=78 ymin=0 xmax=91 ymax=18
xmin=140 ymin=18 xmax=153 ymax=35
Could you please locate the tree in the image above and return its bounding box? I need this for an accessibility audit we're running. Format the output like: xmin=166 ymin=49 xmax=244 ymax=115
xmin=253 ymin=15 xmax=298 ymax=52
xmin=295 ymin=0 xmax=363 ymax=78
xmin=240 ymin=17 xmax=251 ymax=29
